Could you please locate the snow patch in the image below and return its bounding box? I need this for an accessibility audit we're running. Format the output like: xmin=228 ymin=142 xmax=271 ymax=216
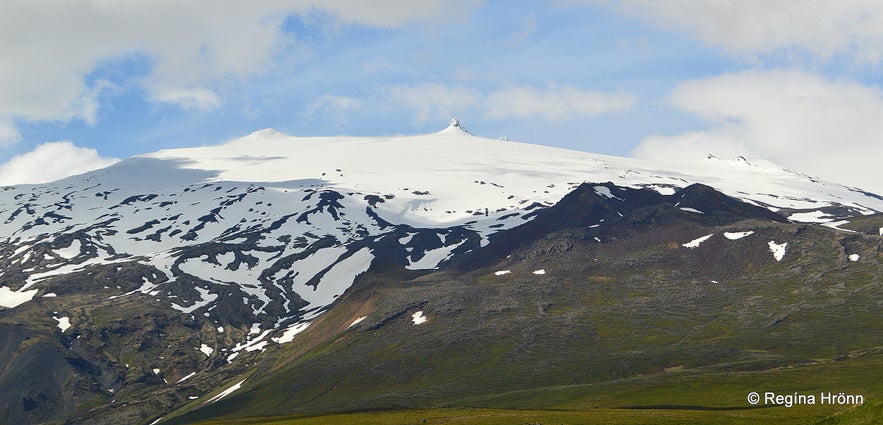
xmin=849 ymin=254 xmax=860 ymax=262
xmin=683 ymin=234 xmax=713 ymax=248
xmin=54 ymin=239 xmax=81 ymax=259
xmin=199 ymin=344 xmax=213 ymax=357
xmin=494 ymin=270 xmax=511 ymax=276
xmin=647 ymin=185 xmax=676 ymax=195
xmin=679 ymin=207 xmax=704 ymax=214
xmin=532 ymin=269 xmax=546 ymax=275
xmin=788 ymin=210 xmax=831 ymax=223
xmin=768 ymin=241 xmax=787 ymax=261
xmin=0 ymin=286 xmax=38 ymax=308
xmin=13 ymin=244 xmax=31 ymax=256
xmin=271 ymin=322 xmax=310 ymax=344
xmin=406 ymin=240 xmax=465 ymax=270
xmin=593 ymin=186 xmax=622 ymax=201
xmin=299 ymin=247 xmax=374 ymax=315
xmin=55 ymin=316 xmax=71 ymax=332
xmin=246 ymin=340 xmax=269 ymax=352
xmin=412 ymin=311 xmax=427 ymax=325
xmin=42 ymin=292 xmax=57 ymax=297
xmin=232 ymin=329 xmax=272 ymax=353
xmin=822 ymin=220 xmax=853 ymax=231
xmin=724 ymin=231 xmax=754 ymax=240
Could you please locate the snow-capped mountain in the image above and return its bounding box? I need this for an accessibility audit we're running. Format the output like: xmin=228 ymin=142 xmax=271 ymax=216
xmin=1 ymin=120 xmax=882 ymax=424
xmin=2 ymin=120 xmax=881 ymax=325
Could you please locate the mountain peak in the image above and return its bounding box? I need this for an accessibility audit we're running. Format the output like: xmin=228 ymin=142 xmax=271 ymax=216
xmin=250 ymin=128 xmax=283 ymax=138
xmin=437 ymin=118 xmax=472 ymax=136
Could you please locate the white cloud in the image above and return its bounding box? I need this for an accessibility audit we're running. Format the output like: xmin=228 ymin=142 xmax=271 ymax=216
xmin=0 ymin=1 xmax=483 ymax=143
xmin=304 ymin=95 xmax=364 ymax=122
xmin=0 ymin=117 xmax=21 ymax=147
xmin=576 ymin=0 xmax=883 ymax=62
xmin=382 ymin=83 xmax=482 ymax=123
xmin=0 ymin=141 xmax=120 ymax=186
xmin=379 ymin=83 xmax=635 ymax=123
xmin=149 ymin=88 xmax=222 ymax=112
xmin=484 ymin=86 xmax=636 ymax=120
xmin=632 ymin=70 xmax=883 ymax=193
xmin=297 ymin=0 xmax=482 ymax=28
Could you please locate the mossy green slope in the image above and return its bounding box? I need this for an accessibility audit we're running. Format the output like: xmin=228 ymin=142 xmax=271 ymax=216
xmin=166 ymin=208 xmax=883 ymax=425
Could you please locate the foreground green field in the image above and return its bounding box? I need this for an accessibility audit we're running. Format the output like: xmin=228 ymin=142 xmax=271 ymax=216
xmin=191 ymin=352 xmax=882 ymax=425
xmin=194 ymin=404 xmax=879 ymax=425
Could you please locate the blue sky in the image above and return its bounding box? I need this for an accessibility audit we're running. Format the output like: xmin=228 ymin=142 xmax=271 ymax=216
xmin=2 ymin=1 xmax=882 ymax=193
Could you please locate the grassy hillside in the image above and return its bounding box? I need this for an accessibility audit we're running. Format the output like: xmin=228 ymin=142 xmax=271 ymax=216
xmin=163 ymin=211 xmax=883 ymax=425
xmin=185 ymin=353 xmax=883 ymax=424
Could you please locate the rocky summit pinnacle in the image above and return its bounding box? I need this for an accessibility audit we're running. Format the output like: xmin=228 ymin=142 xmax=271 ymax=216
xmin=439 ymin=117 xmax=471 ymax=135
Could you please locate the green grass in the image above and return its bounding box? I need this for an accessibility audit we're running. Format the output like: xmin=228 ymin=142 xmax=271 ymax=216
xmin=179 ymin=352 xmax=883 ymax=425
xmin=482 ymin=351 xmax=883 ymax=408
xmin=190 ymin=398 xmax=883 ymax=425
xmin=815 ymin=400 xmax=883 ymax=425
xmin=190 ymin=407 xmax=837 ymax=425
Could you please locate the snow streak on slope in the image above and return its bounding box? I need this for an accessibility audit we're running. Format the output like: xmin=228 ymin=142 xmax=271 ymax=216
xmin=724 ymin=231 xmax=754 ymax=240
xmin=683 ymin=234 xmax=714 ymax=248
